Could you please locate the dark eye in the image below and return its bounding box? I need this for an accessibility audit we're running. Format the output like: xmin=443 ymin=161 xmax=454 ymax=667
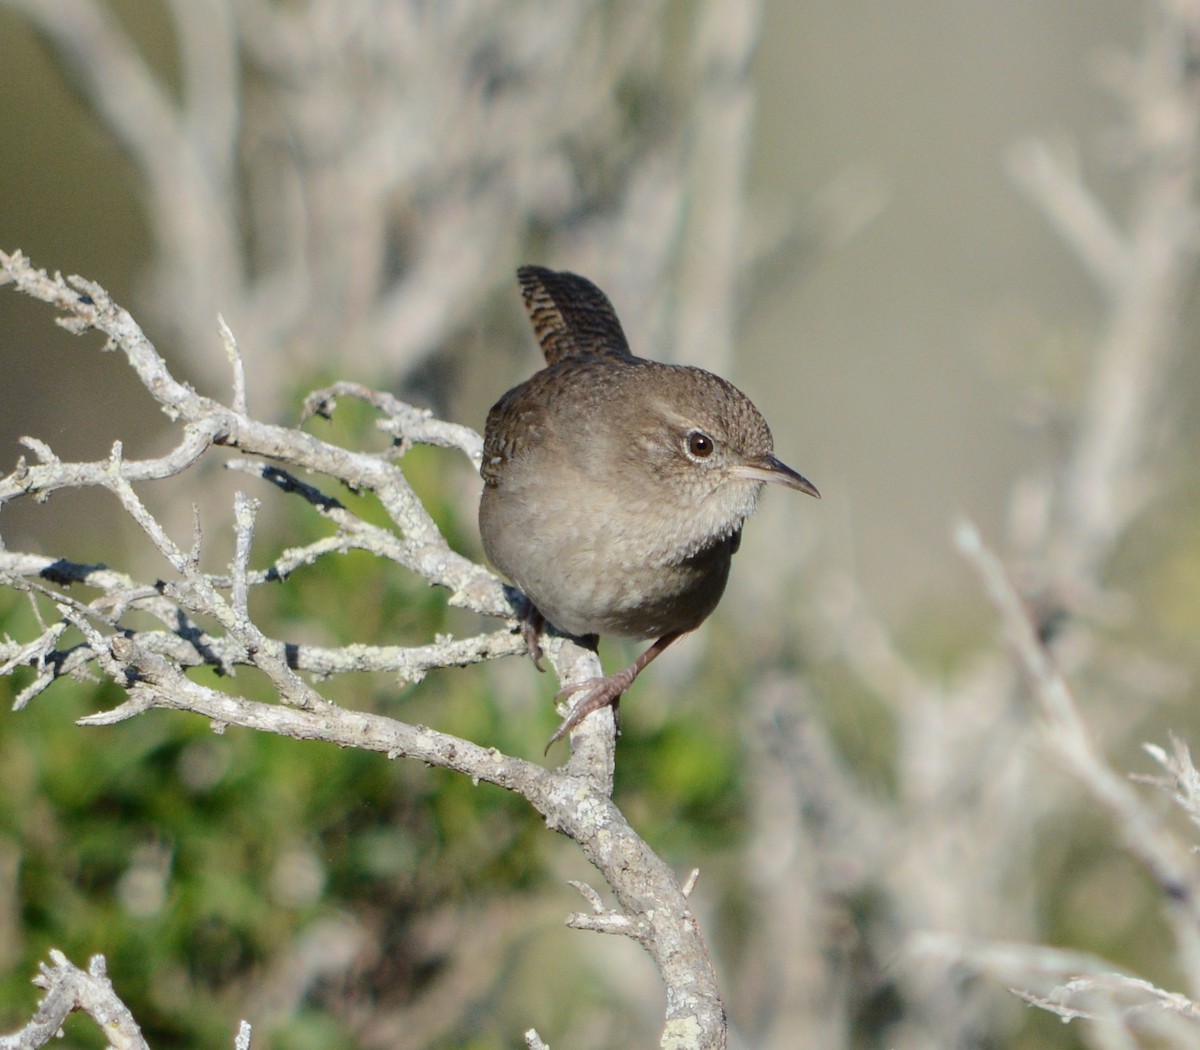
xmin=686 ymin=430 xmax=715 ymax=458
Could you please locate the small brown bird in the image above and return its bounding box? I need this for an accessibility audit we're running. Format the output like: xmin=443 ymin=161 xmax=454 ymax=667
xmin=480 ymin=267 xmax=819 ymax=749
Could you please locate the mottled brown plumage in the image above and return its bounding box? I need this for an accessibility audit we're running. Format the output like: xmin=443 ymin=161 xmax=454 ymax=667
xmin=480 ymin=266 xmax=819 ymax=748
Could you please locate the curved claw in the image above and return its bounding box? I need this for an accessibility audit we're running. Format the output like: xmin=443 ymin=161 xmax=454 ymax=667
xmin=543 ymin=671 xmax=634 ymax=753
xmin=542 ymin=632 xmax=685 ymax=754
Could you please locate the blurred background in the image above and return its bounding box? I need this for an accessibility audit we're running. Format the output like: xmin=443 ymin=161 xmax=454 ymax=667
xmin=2 ymin=1 xmax=1199 ymax=1048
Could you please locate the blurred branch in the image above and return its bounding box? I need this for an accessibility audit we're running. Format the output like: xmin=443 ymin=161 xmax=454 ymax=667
xmin=0 ymin=0 xmax=777 ymax=410
xmin=913 ymin=934 xmax=1200 ymax=1048
xmin=947 ymin=4 xmax=1200 ymax=1031
xmin=1006 ymin=138 xmax=1128 ymax=292
xmin=0 ymin=0 xmax=245 ymax=375
xmin=1141 ymin=735 xmax=1200 ymax=836
xmin=956 ymin=519 xmax=1200 ymax=933
xmin=1007 ymin=1 xmax=1200 ymax=590
xmin=947 ymin=517 xmax=1200 ymax=1039
xmin=739 ymin=4 xmax=1200 ymax=1046
xmin=0 ymin=251 xmax=726 ymax=1049
xmin=347 ymin=900 xmax=544 ymax=1050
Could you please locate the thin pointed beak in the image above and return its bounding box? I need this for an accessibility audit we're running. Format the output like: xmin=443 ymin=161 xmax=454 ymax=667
xmin=732 ymin=455 xmax=821 ymax=498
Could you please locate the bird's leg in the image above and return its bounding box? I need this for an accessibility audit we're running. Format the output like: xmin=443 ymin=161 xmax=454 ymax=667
xmin=520 ymin=602 xmax=546 ymax=672
xmin=545 ymin=632 xmax=683 ymax=751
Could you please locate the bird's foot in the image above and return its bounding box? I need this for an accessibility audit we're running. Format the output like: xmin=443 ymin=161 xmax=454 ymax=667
xmin=543 ymin=632 xmax=684 ymax=753
xmin=544 ymin=668 xmax=637 ymax=753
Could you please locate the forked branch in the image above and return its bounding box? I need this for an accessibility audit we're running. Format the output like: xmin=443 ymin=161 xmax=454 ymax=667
xmin=0 ymin=249 xmax=726 ymax=1050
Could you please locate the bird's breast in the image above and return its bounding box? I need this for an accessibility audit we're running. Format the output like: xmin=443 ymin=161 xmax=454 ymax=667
xmin=479 ymin=473 xmax=736 ymax=640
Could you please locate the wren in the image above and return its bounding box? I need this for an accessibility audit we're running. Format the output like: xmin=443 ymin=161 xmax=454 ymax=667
xmin=479 ymin=266 xmax=819 ymax=749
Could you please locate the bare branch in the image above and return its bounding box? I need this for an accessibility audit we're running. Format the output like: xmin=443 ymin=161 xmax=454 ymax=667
xmin=0 ymin=551 xmax=529 ymax=687
xmin=0 ymin=250 xmax=507 ymax=618
xmin=302 ymin=382 xmax=484 ymax=468
xmin=0 ymin=254 xmax=726 ymax=1048
xmin=0 ymin=951 xmax=149 ymax=1050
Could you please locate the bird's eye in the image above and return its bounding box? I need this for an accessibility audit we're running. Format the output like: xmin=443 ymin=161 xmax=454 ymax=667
xmin=686 ymin=430 xmax=715 ymax=459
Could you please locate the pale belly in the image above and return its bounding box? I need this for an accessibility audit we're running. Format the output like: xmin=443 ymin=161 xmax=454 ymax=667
xmin=480 ymin=485 xmax=734 ymax=640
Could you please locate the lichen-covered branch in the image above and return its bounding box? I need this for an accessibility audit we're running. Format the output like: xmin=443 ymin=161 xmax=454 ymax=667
xmin=0 ymin=250 xmax=726 ymax=1049
xmin=0 ymin=952 xmax=153 ymax=1050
